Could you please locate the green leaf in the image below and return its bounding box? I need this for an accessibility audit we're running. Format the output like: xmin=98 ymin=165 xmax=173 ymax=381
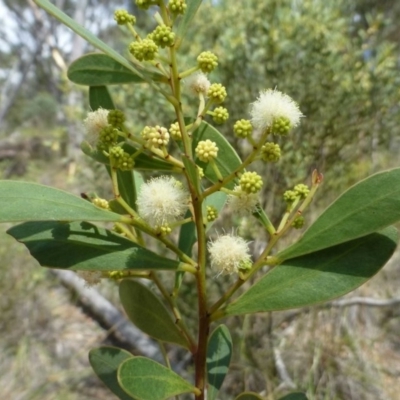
xmin=89 ymin=86 xmax=115 ymax=110
xmin=0 ymin=181 xmax=122 ymax=223
xmin=7 ymin=221 xmax=181 ymax=271
xmin=278 ymin=168 xmax=400 ymax=261
xmin=89 ymin=346 xmax=134 ymax=400
xmin=33 ymin=0 xmax=154 ymax=84
xmin=278 ymin=393 xmax=308 ymax=400
xmin=176 ymin=0 xmax=203 ymax=49
xmin=224 ymin=227 xmax=398 ymax=316
xmin=114 ymin=168 xmax=139 ymax=212
xmin=178 ymin=210 xmax=196 ymax=257
xmin=68 ymin=53 xmax=164 ymax=86
xmin=119 ymin=280 xmax=189 ymax=348
xmin=193 ymin=122 xmax=242 ymax=189
xmin=81 ymin=141 xmax=177 ymax=172
xmin=235 ymin=392 xmax=264 ymax=400
xmin=118 ymin=357 xmax=198 ymax=400
xmin=207 ymin=325 xmax=232 ymax=400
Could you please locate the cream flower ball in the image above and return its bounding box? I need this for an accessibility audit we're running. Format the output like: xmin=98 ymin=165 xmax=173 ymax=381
xmin=136 ymin=176 xmax=189 ymax=228
xmin=250 ymin=89 xmax=303 ymax=133
xmin=208 ymin=233 xmax=252 ymax=275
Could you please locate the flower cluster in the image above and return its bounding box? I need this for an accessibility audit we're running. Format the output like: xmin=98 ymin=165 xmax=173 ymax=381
xmin=114 ymin=9 xmax=136 ymax=25
xmin=234 ymin=119 xmax=253 ymax=139
xmin=168 ymin=0 xmax=187 ymax=15
xmin=208 ymin=234 xmax=252 ymax=276
xmin=141 ymin=125 xmax=170 ymax=149
xmin=169 ymin=122 xmax=182 ymax=140
xmin=83 ymin=108 xmax=109 ymax=141
xmin=207 ymin=83 xmax=227 ymax=103
xmin=239 ymin=171 xmax=263 ymax=194
xmin=186 ymin=72 xmax=210 ymax=95
xmin=109 ymin=146 xmax=135 ymax=170
xmin=228 ymin=185 xmax=260 ymax=215
xmin=197 ymin=51 xmax=218 ymax=73
xmin=136 ymin=176 xmax=189 ymax=228
xmin=211 ymin=107 xmax=229 ymax=124
xmin=260 ymin=142 xmax=281 ymax=162
xmin=250 ymin=89 xmax=303 ymax=134
xmin=129 ymin=39 xmax=158 ymax=61
xmin=195 ymin=140 xmax=218 ymax=162
xmin=149 ymin=25 xmax=175 ymax=48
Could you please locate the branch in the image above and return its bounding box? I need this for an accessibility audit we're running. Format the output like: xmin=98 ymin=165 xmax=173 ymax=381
xmin=276 ymin=296 xmax=400 ymax=326
xmin=329 ymin=296 xmax=400 ymax=308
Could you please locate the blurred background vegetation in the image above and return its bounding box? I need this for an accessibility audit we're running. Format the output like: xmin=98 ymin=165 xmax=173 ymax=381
xmin=0 ymin=0 xmax=400 ymax=399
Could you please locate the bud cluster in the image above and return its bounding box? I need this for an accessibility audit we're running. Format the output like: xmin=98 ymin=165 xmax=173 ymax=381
xmin=141 ymin=125 xmax=170 ymax=149
xmin=195 ymin=140 xmax=218 ymax=162
xmin=240 ymin=171 xmax=263 ymax=194
xmin=109 ymin=146 xmax=135 ymax=170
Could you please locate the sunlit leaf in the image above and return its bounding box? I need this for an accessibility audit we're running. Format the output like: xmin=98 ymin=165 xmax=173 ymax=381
xmin=68 ymin=53 xmax=164 ymax=86
xmin=89 ymin=346 xmax=134 ymax=400
xmin=89 ymin=85 xmax=115 ymax=110
xmin=278 ymin=168 xmax=400 ymax=261
xmin=0 ymin=181 xmax=122 ymax=223
xmin=224 ymin=227 xmax=397 ymax=316
xmin=7 ymin=221 xmax=181 ymax=271
xmin=207 ymin=325 xmax=232 ymax=400
xmin=118 ymin=357 xmax=198 ymax=400
xmin=119 ymin=280 xmax=189 ymax=348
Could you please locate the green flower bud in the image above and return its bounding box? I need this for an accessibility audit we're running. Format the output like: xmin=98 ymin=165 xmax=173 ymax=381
xmin=260 ymin=142 xmax=281 ymax=162
xmin=292 ymin=215 xmax=305 ymax=229
xmin=136 ymin=0 xmax=157 ymax=10
xmin=272 ymin=116 xmax=291 ymax=135
xmin=108 ymin=270 xmax=125 ymax=280
xmin=294 ymin=183 xmax=310 ymax=199
xmin=195 ymin=140 xmax=218 ymax=162
xmin=212 ymin=106 xmax=229 ymax=124
xmin=129 ymin=38 xmax=158 ymax=61
xmin=197 ymin=166 xmax=204 ymax=178
xmin=233 ymin=119 xmax=253 ymax=139
xmin=92 ymin=198 xmax=110 ymax=210
xmin=149 ymin=25 xmax=175 ymax=48
xmin=114 ymin=9 xmax=136 ymax=25
xmin=169 ymin=122 xmax=182 ymax=140
xmin=107 ymin=109 xmax=126 ymax=129
xmin=238 ymin=259 xmax=252 ymax=272
xmin=207 ymin=83 xmax=227 ymax=104
xmin=283 ymin=189 xmax=297 ymax=203
xmin=98 ymin=125 xmax=119 ymax=149
xmin=168 ymin=0 xmax=187 ymax=15
xmin=206 ymin=205 xmax=218 ymax=222
xmin=197 ymin=51 xmax=218 ymax=73
xmin=141 ymin=125 xmax=170 ymax=149
xmin=109 ymin=146 xmax=135 ymax=171
xmin=158 ymin=223 xmax=172 ymax=236
xmin=239 ymin=171 xmax=263 ymax=194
